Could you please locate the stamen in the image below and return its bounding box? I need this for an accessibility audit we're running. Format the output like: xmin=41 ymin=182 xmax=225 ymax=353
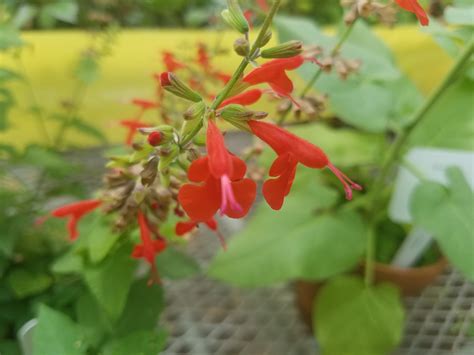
xmin=220 ymin=175 xmax=243 ymax=215
xmin=327 ymin=162 xmax=363 ymax=200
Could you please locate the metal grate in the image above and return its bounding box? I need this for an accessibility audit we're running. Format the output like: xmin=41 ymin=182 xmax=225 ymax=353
xmin=160 ymin=217 xmax=474 ymax=355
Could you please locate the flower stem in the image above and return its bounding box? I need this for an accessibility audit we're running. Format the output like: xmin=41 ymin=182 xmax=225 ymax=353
xmin=278 ymin=19 xmax=358 ymax=125
xmin=211 ymin=0 xmax=282 ymax=110
xmin=364 ymin=39 xmax=474 ymax=287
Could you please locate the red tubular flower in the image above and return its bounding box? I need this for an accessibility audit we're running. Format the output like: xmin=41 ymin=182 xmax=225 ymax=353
xmin=219 ymin=89 xmax=263 ymax=108
xmin=131 ymin=98 xmax=158 ymax=111
xmin=197 ymin=43 xmax=211 ymax=70
xmin=243 ymin=56 xmax=306 ymax=103
xmin=175 ymin=217 xmax=227 ymax=250
xmin=162 ymin=51 xmax=186 ymax=71
xmin=395 ymin=0 xmax=429 ymax=26
xmin=51 ymin=199 xmax=101 ymax=240
xmin=178 ymin=121 xmax=257 ymax=221
xmin=120 ymin=119 xmax=150 ymax=145
xmin=248 ymin=120 xmax=362 ymax=210
xmin=132 ymin=212 xmax=167 ymax=285
xmin=257 ymin=0 xmax=269 ymax=11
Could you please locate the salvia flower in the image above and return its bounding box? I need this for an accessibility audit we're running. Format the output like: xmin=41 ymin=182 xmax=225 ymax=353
xmin=220 ymin=89 xmax=263 ymax=108
xmin=395 ymin=0 xmax=429 ymax=26
xmin=51 ymin=199 xmax=101 ymax=240
xmin=248 ymin=120 xmax=362 ymax=210
xmin=131 ymin=98 xmax=158 ymax=111
xmin=120 ymin=119 xmax=150 ymax=145
xmin=178 ymin=121 xmax=257 ymax=221
xmin=175 ymin=218 xmax=227 ymax=250
xmin=162 ymin=51 xmax=186 ymax=72
xmin=243 ymin=56 xmax=311 ymax=104
xmin=132 ymin=211 xmax=167 ymax=285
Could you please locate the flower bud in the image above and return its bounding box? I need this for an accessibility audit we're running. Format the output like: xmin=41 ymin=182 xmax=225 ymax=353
xmin=183 ymin=101 xmax=206 ymax=121
xmin=218 ymin=104 xmax=268 ymax=125
xmin=221 ymin=0 xmax=249 ymax=34
xmin=140 ymin=125 xmax=176 ymax=146
xmin=256 ymin=30 xmax=272 ymax=48
xmin=233 ymin=37 xmax=250 ymax=57
xmin=160 ymin=72 xmax=202 ymax=103
xmin=261 ymin=40 xmax=303 ymax=59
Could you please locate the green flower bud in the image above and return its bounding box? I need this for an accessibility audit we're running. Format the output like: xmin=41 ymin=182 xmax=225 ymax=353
xmin=221 ymin=0 xmax=249 ymax=34
xmin=261 ymin=40 xmax=303 ymax=58
xmin=160 ymin=72 xmax=202 ymax=103
xmin=233 ymin=37 xmax=250 ymax=57
xmin=183 ymin=101 xmax=207 ymax=121
xmin=256 ymin=29 xmax=272 ymax=48
xmin=218 ymin=104 xmax=268 ymax=126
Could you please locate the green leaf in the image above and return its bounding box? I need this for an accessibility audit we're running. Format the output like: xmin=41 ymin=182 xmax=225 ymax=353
xmin=85 ymin=217 xmax=121 ymax=264
xmin=315 ymin=276 xmax=404 ymax=355
xmin=102 ymin=330 xmax=167 ymax=355
xmin=33 ymin=305 xmax=88 ymax=355
xmin=409 ymin=77 xmax=474 ymax=150
xmin=115 ymin=279 xmax=164 ymax=336
xmin=75 ymin=56 xmax=100 ymax=84
xmin=209 ymin=176 xmax=367 ymax=286
xmin=0 ymin=68 xmax=22 ymax=83
xmin=6 ymin=269 xmax=53 ymax=298
xmin=51 ymin=251 xmax=84 ymax=274
xmin=445 ymin=5 xmax=474 ymax=26
xmin=38 ymin=1 xmax=78 ymax=28
xmin=410 ymin=167 xmax=474 ymax=280
xmin=0 ymin=25 xmax=24 ymax=50
xmin=83 ymin=245 xmax=136 ymax=320
xmin=156 ymin=247 xmax=200 ymax=280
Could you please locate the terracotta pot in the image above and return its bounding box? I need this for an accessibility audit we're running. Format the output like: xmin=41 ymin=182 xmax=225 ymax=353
xmin=295 ymin=257 xmax=448 ymax=329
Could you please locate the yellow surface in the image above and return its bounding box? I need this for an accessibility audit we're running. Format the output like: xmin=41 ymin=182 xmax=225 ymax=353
xmin=0 ymin=27 xmax=452 ymax=149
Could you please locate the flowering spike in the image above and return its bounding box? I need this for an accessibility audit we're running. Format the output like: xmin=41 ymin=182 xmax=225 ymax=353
xmin=51 ymin=199 xmax=101 ymax=240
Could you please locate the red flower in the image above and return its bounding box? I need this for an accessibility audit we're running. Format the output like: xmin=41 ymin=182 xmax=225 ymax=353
xmin=220 ymin=89 xmax=263 ymax=108
xmin=178 ymin=121 xmax=257 ymax=221
xmin=162 ymin=51 xmax=186 ymax=72
xmin=51 ymin=199 xmax=101 ymax=240
xmin=132 ymin=212 xmax=167 ymax=285
xmin=197 ymin=43 xmax=211 ymax=70
xmin=120 ymin=119 xmax=150 ymax=145
xmin=257 ymin=0 xmax=269 ymax=11
xmin=248 ymin=120 xmax=362 ymax=210
xmin=395 ymin=0 xmax=429 ymax=26
xmin=243 ymin=56 xmax=306 ymax=103
xmin=175 ymin=217 xmax=227 ymax=250
xmin=131 ymin=98 xmax=158 ymax=111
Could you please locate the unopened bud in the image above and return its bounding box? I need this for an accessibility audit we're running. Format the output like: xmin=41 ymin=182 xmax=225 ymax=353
xmin=261 ymin=40 xmax=303 ymax=59
xmin=233 ymin=37 xmax=250 ymax=57
xmin=141 ymin=125 xmax=175 ymax=146
xmin=147 ymin=132 xmax=162 ymax=146
xmin=160 ymin=72 xmax=202 ymax=102
xmin=221 ymin=0 xmax=249 ymax=34
xmin=183 ymin=101 xmax=207 ymax=121
xmin=256 ymin=30 xmax=272 ymax=48
xmin=219 ymin=104 xmax=253 ymax=120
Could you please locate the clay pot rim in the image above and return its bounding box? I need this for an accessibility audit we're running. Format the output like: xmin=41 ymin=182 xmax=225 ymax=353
xmin=372 ymin=256 xmax=448 ymax=276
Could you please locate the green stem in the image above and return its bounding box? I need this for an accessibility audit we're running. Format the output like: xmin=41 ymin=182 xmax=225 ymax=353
xmin=278 ymin=19 xmax=358 ymax=125
xmin=211 ymin=0 xmax=281 ymax=110
xmin=364 ymin=39 xmax=474 ymax=286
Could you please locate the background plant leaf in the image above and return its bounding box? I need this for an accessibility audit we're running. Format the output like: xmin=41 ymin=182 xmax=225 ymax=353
xmin=315 ymin=276 xmax=404 ymax=355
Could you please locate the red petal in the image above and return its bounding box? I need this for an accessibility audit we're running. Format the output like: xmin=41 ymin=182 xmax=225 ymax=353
xmin=188 ymin=157 xmax=210 ymax=182
xmin=67 ymin=217 xmax=79 ymax=241
xmin=51 ymin=199 xmax=101 ymax=217
xmin=269 ymin=72 xmax=294 ymax=94
xmin=175 ymin=221 xmax=198 ymax=236
xmin=269 ymin=153 xmax=292 ymax=177
xmin=131 ymin=245 xmax=144 ymax=258
xmin=248 ymin=120 xmax=328 ymax=168
xmin=219 ymin=89 xmax=263 ymax=108
xmin=205 ymin=218 xmax=218 ymax=231
xmin=230 ymin=155 xmax=247 ymax=180
xmin=262 ymin=163 xmax=296 ymax=210
xmin=178 ymin=178 xmax=221 ymax=221
xmin=224 ymin=179 xmax=257 ymax=219
xmin=395 ymin=0 xmax=429 ymax=26
xmin=206 ymin=121 xmax=233 ymax=178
